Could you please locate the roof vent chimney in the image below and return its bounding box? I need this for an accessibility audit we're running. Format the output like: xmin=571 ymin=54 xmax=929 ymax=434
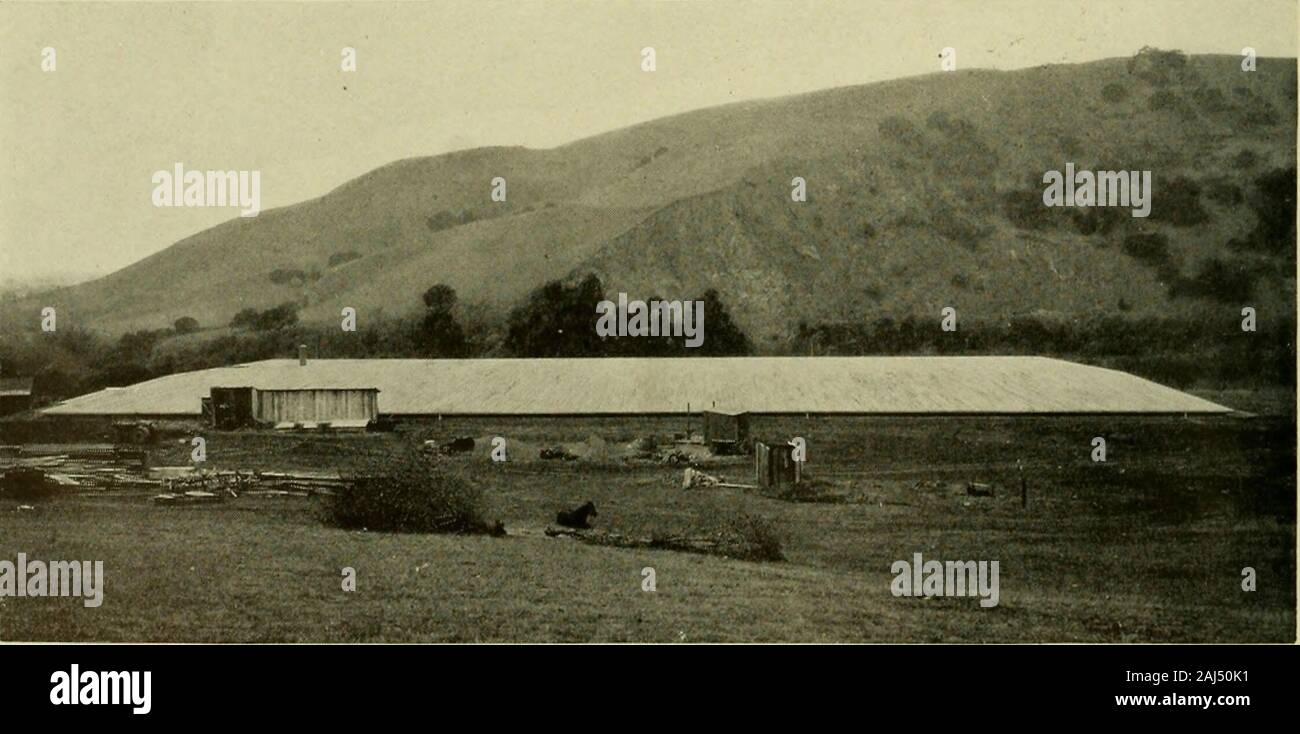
xmin=298 ymin=344 xmax=308 ymax=366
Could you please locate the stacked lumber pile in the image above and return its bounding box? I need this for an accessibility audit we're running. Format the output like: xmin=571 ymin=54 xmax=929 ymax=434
xmin=0 ymin=445 xmax=349 ymax=500
xmin=0 ymin=445 xmax=151 ymax=491
xmin=680 ymin=467 xmax=755 ymax=490
xmin=152 ymin=469 xmax=346 ymax=501
xmin=246 ymin=471 xmax=348 ymax=496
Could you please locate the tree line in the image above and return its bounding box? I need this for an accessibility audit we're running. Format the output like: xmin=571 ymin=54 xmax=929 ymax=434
xmin=0 ymin=273 xmax=755 ymax=404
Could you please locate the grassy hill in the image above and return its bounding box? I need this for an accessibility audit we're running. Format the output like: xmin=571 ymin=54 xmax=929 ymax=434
xmin=7 ymin=51 xmax=1296 ymax=346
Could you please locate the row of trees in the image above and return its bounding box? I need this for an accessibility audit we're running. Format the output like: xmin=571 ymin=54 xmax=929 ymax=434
xmin=501 ymin=274 xmax=752 ymax=357
xmin=6 ymin=255 xmax=1294 ymax=404
xmin=794 ymin=313 xmax=1296 ymax=388
xmin=0 ymin=274 xmax=756 ymax=403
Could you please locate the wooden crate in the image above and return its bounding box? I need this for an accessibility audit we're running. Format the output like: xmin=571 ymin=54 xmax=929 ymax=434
xmin=754 ymin=439 xmax=799 ymax=491
xmin=703 ymin=410 xmax=750 ymax=454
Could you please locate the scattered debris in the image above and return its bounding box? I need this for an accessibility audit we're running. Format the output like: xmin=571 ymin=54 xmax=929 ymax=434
xmin=152 ymin=490 xmax=223 ymax=505
xmin=661 ymin=449 xmax=695 ymax=465
xmin=111 ymin=421 xmax=155 ymax=445
xmin=427 ymin=436 xmax=475 ymax=454
xmin=628 ymin=435 xmax=658 ymax=456
xmin=539 ymin=446 xmax=578 ymax=461
xmin=680 ymin=467 xmax=755 ymax=490
xmin=682 ymin=467 xmax=719 ymax=489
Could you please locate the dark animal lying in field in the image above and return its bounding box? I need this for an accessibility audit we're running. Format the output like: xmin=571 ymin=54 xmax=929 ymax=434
xmin=556 ymin=501 xmax=598 ymax=529
xmin=441 ymin=436 xmax=475 ymax=454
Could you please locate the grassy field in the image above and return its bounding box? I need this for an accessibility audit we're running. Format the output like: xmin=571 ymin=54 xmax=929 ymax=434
xmin=1 ymin=397 xmax=1294 ymax=642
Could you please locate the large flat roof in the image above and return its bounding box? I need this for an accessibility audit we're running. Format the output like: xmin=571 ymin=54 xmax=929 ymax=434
xmin=39 ymin=356 xmax=1232 ymax=416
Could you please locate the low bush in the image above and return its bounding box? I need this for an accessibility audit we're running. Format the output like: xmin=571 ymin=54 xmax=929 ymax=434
xmin=326 ymin=446 xmax=498 ymax=534
xmin=0 ymin=468 xmax=59 ymax=500
xmin=661 ymin=509 xmax=784 ymax=562
xmin=1122 ymin=231 xmax=1171 ymax=266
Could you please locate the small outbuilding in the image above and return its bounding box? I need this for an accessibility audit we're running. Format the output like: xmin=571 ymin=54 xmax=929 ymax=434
xmin=0 ymin=377 xmax=34 ymax=417
xmin=754 ymin=439 xmax=801 ymax=492
xmin=703 ymin=410 xmax=750 ymax=454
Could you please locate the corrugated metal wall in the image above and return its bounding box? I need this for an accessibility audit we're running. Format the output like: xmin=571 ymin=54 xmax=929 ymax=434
xmin=253 ymin=389 xmax=378 ymax=423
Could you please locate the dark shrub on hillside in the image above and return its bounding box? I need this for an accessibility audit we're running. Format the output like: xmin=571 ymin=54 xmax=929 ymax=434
xmin=230 ymin=307 xmax=259 ymax=329
xmin=1206 ymin=180 xmax=1244 ymax=206
xmin=877 ymin=115 xmax=923 ymax=147
xmin=173 ymin=316 xmax=199 ymax=334
xmin=268 ymin=268 xmax=308 ymax=285
xmin=925 ymin=110 xmax=977 ymax=136
xmin=1168 ymin=257 xmax=1257 ymax=303
xmin=1122 ymin=232 xmax=1171 ymax=267
xmin=1150 ymin=176 xmax=1210 ymax=226
xmin=1252 ymin=167 xmax=1297 ymax=247
xmin=229 ymin=303 xmax=299 ymax=331
xmin=1229 ymin=167 xmax=1297 ymax=257
xmin=1126 ymin=47 xmax=1189 ymax=86
xmin=1235 ymin=91 xmax=1280 ymax=130
xmin=1071 ymin=206 xmax=1125 ymax=236
xmin=328 ymin=250 xmax=363 ymax=268
xmin=327 ymin=447 xmax=496 ymax=534
xmin=1101 ymin=82 xmax=1130 ymax=103
xmin=254 ymin=302 xmax=300 ymax=331
xmin=1190 ymin=84 xmax=1233 ymax=114
xmin=932 ymin=204 xmax=990 ymax=250
xmin=114 ymin=329 xmax=166 ymax=364
xmin=425 ymin=210 xmax=460 ymax=232
xmin=926 ymin=113 xmax=998 ymax=177
xmin=1002 ymin=188 xmax=1055 ymax=230
xmin=1147 ymin=90 xmax=1193 ymax=119
xmin=1234 ymin=149 xmax=1260 ymax=169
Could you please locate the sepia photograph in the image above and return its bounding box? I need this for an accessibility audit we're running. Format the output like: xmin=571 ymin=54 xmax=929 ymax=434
xmin=0 ymin=0 xmax=1295 ymax=686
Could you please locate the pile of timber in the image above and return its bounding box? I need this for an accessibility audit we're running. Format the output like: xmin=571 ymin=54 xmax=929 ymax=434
xmin=153 ymin=469 xmax=347 ymax=498
xmin=0 ymin=445 xmax=348 ymax=498
xmin=0 ymin=445 xmax=150 ymax=491
xmin=247 ymin=471 xmax=348 ymax=496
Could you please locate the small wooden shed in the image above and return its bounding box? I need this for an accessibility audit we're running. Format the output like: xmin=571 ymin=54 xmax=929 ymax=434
xmin=0 ymin=377 xmax=34 ymax=417
xmin=703 ymin=410 xmax=750 ymax=454
xmin=754 ymin=439 xmax=800 ymax=492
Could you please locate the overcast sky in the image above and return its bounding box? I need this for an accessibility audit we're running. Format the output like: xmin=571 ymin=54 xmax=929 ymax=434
xmin=1 ymin=0 xmax=1295 ymax=282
